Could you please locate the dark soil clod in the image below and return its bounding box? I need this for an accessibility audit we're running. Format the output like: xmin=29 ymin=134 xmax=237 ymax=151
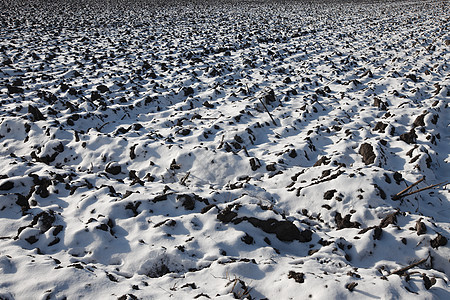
xmin=323 ymin=189 xmax=337 ymax=200
xmin=105 ymin=163 xmax=121 ymax=175
xmin=247 ymin=217 xmax=312 ymax=242
xmin=400 ymin=130 xmax=417 ymax=144
xmin=28 ymin=105 xmax=45 ymax=121
xmin=359 ymin=143 xmax=376 ymax=165
xmin=288 ymin=271 xmax=305 ymax=283
xmin=0 ymin=181 xmax=14 ymax=191
xmin=335 ymin=213 xmax=361 ymax=230
xmin=430 ymin=233 xmax=447 ymax=249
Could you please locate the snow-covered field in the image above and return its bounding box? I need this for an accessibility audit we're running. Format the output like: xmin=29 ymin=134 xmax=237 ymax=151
xmin=0 ymin=0 xmax=449 ymax=298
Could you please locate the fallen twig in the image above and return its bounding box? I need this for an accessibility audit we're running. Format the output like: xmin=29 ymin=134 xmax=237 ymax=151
xmin=393 ymin=177 xmax=425 ymax=199
xmin=392 ymin=178 xmax=447 ymax=200
xmin=402 ymin=181 xmax=448 ymax=197
xmin=180 ymin=172 xmax=190 ymax=185
xmin=391 ymin=256 xmax=429 ymax=275
xmin=96 ymin=121 xmax=110 ymax=132
xmin=258 ymin=98 xmax=277 ymax=126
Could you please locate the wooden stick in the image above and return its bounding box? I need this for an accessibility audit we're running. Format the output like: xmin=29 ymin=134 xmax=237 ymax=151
xmin=391 ymin=257 xmax=428 ymax=275
xmin=258 ymin=98 xmax=277 ymax=126
xmin=96 ymin=122 xmax=110 ymax=132
xmin=180 ymin=172 xmax=190 ymax=185
xmin=217 ymin=135 xmax=224 ymax=149
xmin=396 ymin=177 xmax=425 ymax=196
xmin=400 ymin=181 xmax=448 ymax=197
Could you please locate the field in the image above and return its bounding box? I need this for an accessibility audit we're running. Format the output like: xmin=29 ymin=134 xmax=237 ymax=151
xmin=0 ymin=0 xmax=449 ymax=299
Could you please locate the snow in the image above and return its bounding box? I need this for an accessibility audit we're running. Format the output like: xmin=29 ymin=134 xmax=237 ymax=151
xmin=0 ymin=0 xmax=449 ymax=299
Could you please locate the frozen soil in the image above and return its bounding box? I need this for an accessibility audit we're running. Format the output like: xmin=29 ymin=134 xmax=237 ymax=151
xmin=0 ymin=0 xmax=449 ymax=299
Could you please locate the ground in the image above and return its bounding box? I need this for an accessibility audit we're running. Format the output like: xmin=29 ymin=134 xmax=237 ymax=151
xmin=0 ymin=0 xmax=449 ymax=299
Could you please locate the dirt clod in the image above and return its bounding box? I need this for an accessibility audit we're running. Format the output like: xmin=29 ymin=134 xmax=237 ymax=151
xmin=288 ymin=271 xmax=304 ymax=283
xmin=359 ymin=143 xmax=376 ymax=165
xmin=430 ymin=233 xmax=447 ymax=249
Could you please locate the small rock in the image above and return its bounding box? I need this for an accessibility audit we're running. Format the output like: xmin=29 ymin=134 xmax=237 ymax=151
xmin=234 ymin=135 xmax=244 ymax=143
xmin=322 ymin=204 xmax=332 ymax=210
xmin=129 ymin=144 xmax=137 ymax=160
xmin=32 ymin=210 xmax=55 ymax=232
xmin=38 ymin=91 xmax=57 ymax=104
xmin=361 ymin=70 xmax=373 ymax=78
xmin=308 ymin=249 xmax=319 ymax=256
xmin=96 ymin=224 xmax=109 ymax=231
xmin=374 ymin=184 xmax=386 ymax=200
xmin=68 ymin=88 xmax=77 ymax=95
xmin=69 ymin=263 xmax=84 ymax=270
xmin=53 ymin=225 xmax=63 ymax=236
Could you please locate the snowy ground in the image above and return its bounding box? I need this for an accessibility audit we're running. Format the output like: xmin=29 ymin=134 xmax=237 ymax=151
xmin=0 ymin=0 xmax=449 ymax=299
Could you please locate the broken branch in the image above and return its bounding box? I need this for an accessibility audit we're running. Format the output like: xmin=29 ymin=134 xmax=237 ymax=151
xmin=258 ymin=98 xmax=277 ymax=126
xmin=391 ymin=256 xmax=428 ymax=275
xmin=400 ymin=181 xmax=448 ymax=197
xmin=180 ymin=172 xmax=190 ymax=185
xmin=392 ymin=179 xmax=447 ymax=200
xmin=393 ymin=177 xmax=425 ymax=199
